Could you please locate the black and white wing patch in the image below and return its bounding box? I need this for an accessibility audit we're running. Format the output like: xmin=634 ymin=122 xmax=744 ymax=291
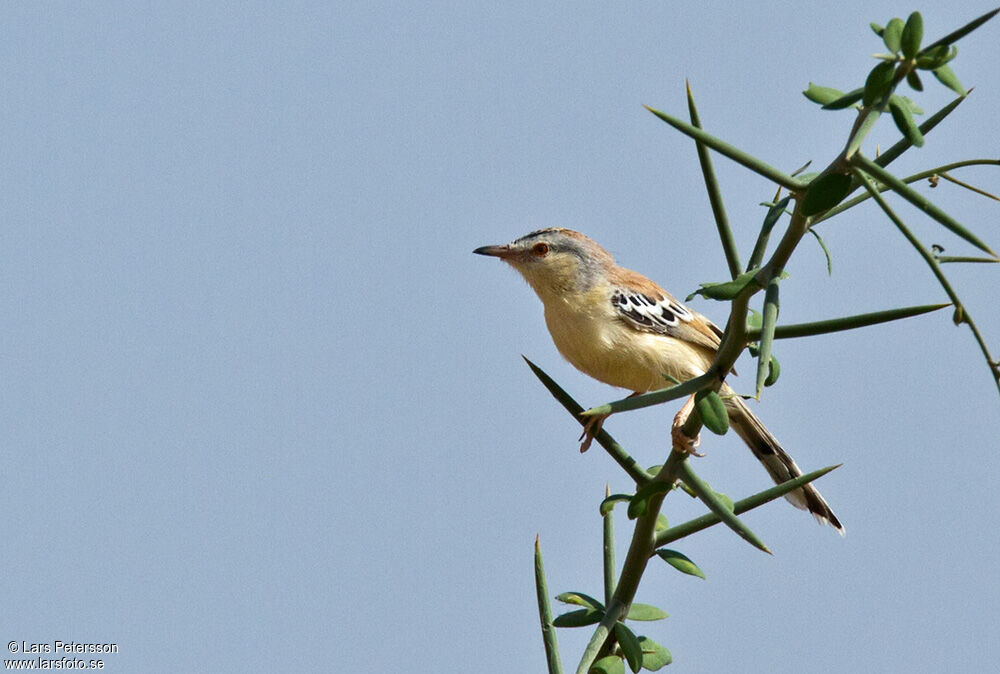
xmin=611 ymin=289 xmax=724 ymax=351
xmin=611 ymin=291 xmax=693 ymax=332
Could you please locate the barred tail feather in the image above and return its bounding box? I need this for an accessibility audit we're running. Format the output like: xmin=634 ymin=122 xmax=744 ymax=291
xmin=726 ymin=393 xmax=845 ymax=535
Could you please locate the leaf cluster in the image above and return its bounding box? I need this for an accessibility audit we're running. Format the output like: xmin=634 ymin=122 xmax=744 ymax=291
xmin=803 ymin=10 xmax=996 ymax=147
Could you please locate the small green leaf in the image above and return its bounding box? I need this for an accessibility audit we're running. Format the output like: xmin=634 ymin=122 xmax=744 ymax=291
xmin=676 ymin=481 xmax=696 ymax=498
xmin=556 ymin=592 xmax=605 ymax=611
xmin=882 ymin=17 xmax=904 ymax=53
xmin=656 ymin=548 xmax=706 ymax=579
xmin=892 ymin=95 xmax=923 ymax=115
xmin=789 ymin=160 xmax=812 ymax=177
xmin=916 ymin=44 xmax=957 ymax=70
xmin=820 ymin=87 xmax=864 ymax=110
xmin=747 ymin=195 xmax=793 ymax=272
xmin=888 ymin=97 xmax=925 ymax=147
xmin=845 ymin=109 xmax=881 ymax=157
xmin=687 ymin=269 xmax=759 ymax=301
xmin=638 ymin=637 xmax=673 ymax=671
xmin=627 ymin=482 xmax=672 ymax=520
xmin=932 ymin=65 xmax=966 ymax=96
xmin=694 ymin=389 xmax=729 ymax=435
xmin=590 ymin=655 xmax=625 ymax=674
xmin=746 ymin=308 xmax=762 ymax=331
xmin=807 ymin=227 xmax=833 ymax=276
xmin=655 ymin=513 xmax=669 ymax=532
xmin=615 ymin=622 xmax=643 ymax=673
xmin=600 ymin=493 xmax=633 ymax=516
xmin=764 ymin=353 xmax=780 ymax=387
xmin=755 ymin=278 xmax=779 ymax=397
xmin=900 ymin=12 xmax=923 ymax=58
xmin=906 ymin=69 xmax=923 ymax=91
xmin=802 ymin=83 xmax=845 ymax=105
xmin=863 ymin=60 xmax=897 ymax=106
xmin=626 ymin=603 xmax=669 ymax=621
xmin=801 ymin=172 xmax=852 ymax=216
xmin=713 ymin=490 xmax=735 ymax=512
xmin=747 ymin=216 xmax=779 ymax=275
xmin=553 ymin=608 xmax=603 ymax=628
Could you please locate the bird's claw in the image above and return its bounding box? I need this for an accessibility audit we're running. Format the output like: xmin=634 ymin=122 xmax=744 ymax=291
xmin=671 ymin=425 xmax=704 ymax=456
xmin=671 ymin=396 xmax=704 ymax=456
xmin=578 ymin=414 xmax=607 ymax=453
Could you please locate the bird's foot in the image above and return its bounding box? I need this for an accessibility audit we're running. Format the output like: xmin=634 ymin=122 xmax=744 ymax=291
xmin=670 ymin=423 xmax=703 ymax=456
xmin=671 ymin=396 xmax=704 ymax=456
xmin=578 ymin=413 xmax=607 ymax=453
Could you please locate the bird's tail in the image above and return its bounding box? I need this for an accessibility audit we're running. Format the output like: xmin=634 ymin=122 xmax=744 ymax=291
xmin=725 ymin=392 xmax=844 ymax=535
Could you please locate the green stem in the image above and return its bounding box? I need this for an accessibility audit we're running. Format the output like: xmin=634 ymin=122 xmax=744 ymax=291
xmin=850 ymin=154 xmax=996 ymax=256
xmin=535 ymin=536 xmax=564 ymax=674
xmin=853 ymin=168 xmax=1000 ymax=394
xmin=644 ymin=105 xmax=806 ymax=191
xmin=687 ymin=81 xmax=741 ymax=278
xmin=603 ymin=486 xmax=616 ymax=605
xmin=814 ymin=159 xmax=1000 ymax=224
xmin=523 ymin=356 xmax=652 ymax=485
xmin=745 ymin=303 xmax=950 ymax=341
xmin=676 ymin=460 xmax=770 ymax=553
xmin=576 ymin=451 xmax=687 ymax=674
xmin=582 ymin=371 xmax=716 ymax=418
xmin=937 ymin=256 xmax=1000 ymax=264
xmin=653 ymin=465 xmax=841 ymax=547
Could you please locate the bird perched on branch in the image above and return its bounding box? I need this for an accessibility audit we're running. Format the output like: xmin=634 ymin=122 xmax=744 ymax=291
xmin=474 ymin=227 xmax=843 ymax=534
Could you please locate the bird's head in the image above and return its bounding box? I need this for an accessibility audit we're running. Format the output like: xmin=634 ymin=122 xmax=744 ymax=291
xmin=473 ymin=228 xmax=613 ymax=300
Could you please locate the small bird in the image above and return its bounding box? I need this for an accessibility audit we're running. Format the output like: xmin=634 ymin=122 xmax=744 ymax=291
xmin=474 ymin=227 xmax=843 ymax=534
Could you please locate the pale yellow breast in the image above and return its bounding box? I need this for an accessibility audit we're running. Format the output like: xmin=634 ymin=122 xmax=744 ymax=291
xmin=540 ymin=286 xmax=714 ymax=393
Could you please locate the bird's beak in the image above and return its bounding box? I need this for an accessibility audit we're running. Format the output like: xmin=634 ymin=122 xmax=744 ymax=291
xmin=473 ymin=244 xmax=514 ymax=259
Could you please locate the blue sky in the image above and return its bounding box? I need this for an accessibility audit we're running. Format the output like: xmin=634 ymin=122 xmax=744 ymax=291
xmin=2 ymin=2 xmax=998 ymax=672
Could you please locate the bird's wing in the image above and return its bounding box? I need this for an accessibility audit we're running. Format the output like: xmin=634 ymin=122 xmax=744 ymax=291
xmin=610 ymin=270 xmax=723 ymax=352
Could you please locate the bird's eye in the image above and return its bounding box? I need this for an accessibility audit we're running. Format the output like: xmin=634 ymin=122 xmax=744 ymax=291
xmin=531 ymin=242 xmax=550 ymax=257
